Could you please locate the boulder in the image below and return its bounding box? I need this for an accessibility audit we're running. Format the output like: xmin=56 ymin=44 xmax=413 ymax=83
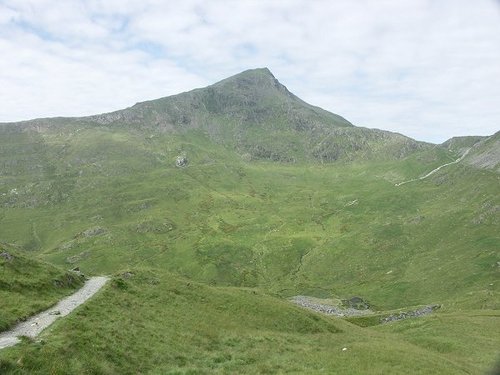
xmin=175 ymin=155 xmax=188 ymax=167
xmin=0 ymin=251 xmax=14 ymax=262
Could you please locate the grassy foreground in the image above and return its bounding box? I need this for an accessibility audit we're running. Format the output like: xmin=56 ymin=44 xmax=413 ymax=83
xmin=1 ymin=269 xmax=498 ymax=374
xmin=0 ymin=243 xmax=83 ymax=332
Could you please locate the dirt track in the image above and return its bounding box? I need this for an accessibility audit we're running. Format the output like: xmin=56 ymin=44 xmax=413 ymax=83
xmin=0 ymin=276 xmax=109 ymax=349
xmin=395 ymin=148 xmax=471 ymax=186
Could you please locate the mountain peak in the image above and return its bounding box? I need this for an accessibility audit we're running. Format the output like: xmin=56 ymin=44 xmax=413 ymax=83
xmin=228 ymin=67 xmax=275 ymax=78
xmin=212 ymin=67 xmax=284 ymax=93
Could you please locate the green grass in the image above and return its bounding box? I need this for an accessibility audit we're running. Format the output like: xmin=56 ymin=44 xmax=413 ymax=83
xmin=375 ymin=310 xmax=500 ymax=373
xmin=1 ymin=269 xmax=495 ymax=374
xmin=0 ymin=71 xmax=498 ymax=373
xmin=0 ymin=128 xmax=497 ymax=309
xmin=0 ymin=243 xmax=83 ymax=331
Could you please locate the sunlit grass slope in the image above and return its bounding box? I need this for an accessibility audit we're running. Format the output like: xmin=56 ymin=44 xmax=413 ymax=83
xmin=0 ymin=128 xmax=498 ymax=312
xmin=2 ymin=269 xmax=496 ymax=374
xmin=0 ymin=243 xmax=83 ymax=331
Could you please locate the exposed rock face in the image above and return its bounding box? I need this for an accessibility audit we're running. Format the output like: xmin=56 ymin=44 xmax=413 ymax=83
xmin=463 ymin=131 xmax=500 ymax=172
xmin=176 ymin=155 xmax=188 ymax=167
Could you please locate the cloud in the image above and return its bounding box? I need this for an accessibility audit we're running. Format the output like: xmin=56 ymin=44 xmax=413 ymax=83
xmin=0 ymin=0 xmax=499 ymax=142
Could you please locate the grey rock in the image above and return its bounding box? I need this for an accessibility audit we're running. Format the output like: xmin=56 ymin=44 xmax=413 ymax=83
xmin=343 ymin=296 xmax=370 ymax=310
xmin=70 ymin=267 xmax=85 ymax=278
xmin=0 ymin=251 xmax=14 ymax=262
xmin=381 ymin=304 xmax=441 ymax=324
xmin=80 ymin=227 xmax=106 ymax=238
xmin=175 ymin=155 xmax=188 ymax=167
xmin=290 ymin=296 xmax=372 ymax=317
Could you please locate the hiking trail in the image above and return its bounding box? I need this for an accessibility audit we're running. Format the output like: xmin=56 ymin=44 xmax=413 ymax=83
xmin=0 ymin=276 xmax=109 ymax=349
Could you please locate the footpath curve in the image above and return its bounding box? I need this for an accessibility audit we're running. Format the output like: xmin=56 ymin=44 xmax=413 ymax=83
xmin=395 ymin=148 xmax=471 ymax=186
xmin=0 ymin=276 xmax=109 ymax=349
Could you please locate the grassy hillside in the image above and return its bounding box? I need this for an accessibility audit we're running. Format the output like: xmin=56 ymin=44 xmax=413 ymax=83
xmin=0 ymin=243 xmax=83 ymax=331
xmin=1 ymin=269 xmax=498 ymax=374
xmin=0 ymin=69 xmax=498 ymax=373
xmin=0 ymin=128 xmax=497 ymax=311
xmin=441 ymin=135 xmax=485 ymax=153
xmin=463 ymin=130 xmax=500 ymax=172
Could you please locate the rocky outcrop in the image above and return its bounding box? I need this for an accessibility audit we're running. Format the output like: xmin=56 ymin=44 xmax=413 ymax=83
xmin=380 ymin=304 xmax=441 ymax=324
xmin=79 ymin=227 xmax=106 ymax=238
xmin=290 ymin=296 xmax=372 ymax=317
xmin=342 ymin=296 xmax=370 ymax=310
xmin=175 ymin=155 xmax=188 ymax=167
xmin=0 ymin=251 xmax=14 ymax=262
xmin=463 ymin=131 xmax=500 ymax=172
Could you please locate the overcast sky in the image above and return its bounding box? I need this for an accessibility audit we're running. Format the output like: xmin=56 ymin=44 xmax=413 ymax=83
xmin=1 ymin=0 xmax=499 ymax=143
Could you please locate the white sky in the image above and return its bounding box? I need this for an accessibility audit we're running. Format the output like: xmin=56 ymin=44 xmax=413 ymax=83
xmin=1 ymin=0 xmax=499 ymax=143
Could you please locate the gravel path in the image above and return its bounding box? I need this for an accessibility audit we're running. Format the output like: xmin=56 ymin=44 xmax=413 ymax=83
xmin=0 ymin=276 xmax=109 ymax=350
xmin=395 ymin=148 xmax=471 ymax=186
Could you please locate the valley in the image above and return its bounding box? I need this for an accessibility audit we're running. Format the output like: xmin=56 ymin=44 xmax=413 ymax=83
xmin=0 ymin=68 xmax=498 ymax=374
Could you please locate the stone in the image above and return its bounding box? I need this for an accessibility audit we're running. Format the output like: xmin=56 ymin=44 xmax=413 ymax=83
xmin=69 ymin=266 xmax=85 ymax=278
xmin=343 ymin=296 xmax=370 ymax=310
xmin=0 ymin=251 xmax=14 ymax=262
xmin=380 ymin=304 xmax=441 ymax=324
xmin=175 ymin=155 xmax=188 ymax=167
xmin=81 ymin=227 xmax=106 ymax=238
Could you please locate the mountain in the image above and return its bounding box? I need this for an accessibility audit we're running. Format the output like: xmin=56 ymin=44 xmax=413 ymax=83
xmin=463 ymin=131 xmax=500 ymax=172
xmin=0 ymin=69 xmax=499 ymax=374
xmin=1 ymin=68 xmax=430 ymax=163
